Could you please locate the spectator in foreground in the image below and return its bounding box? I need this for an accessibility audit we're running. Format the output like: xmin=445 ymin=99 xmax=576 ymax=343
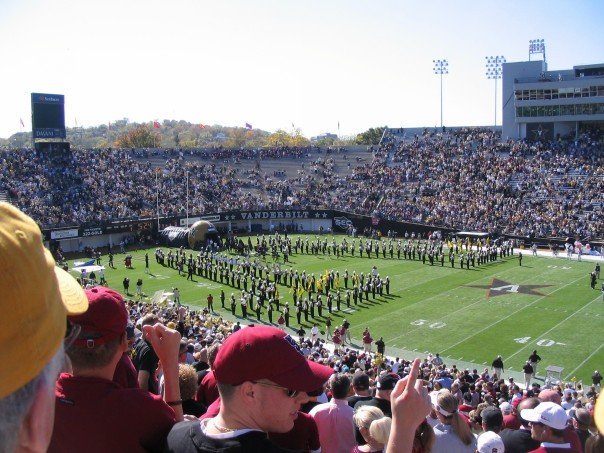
xmin=481 ymin=406 xmax=504 ymax=434
xmin=0 ymin=202 xmax=88 ymax=453
xmin=521 ymin=401 xmax=580 ymax=452
xmin=570 ymin=408 xmax=592 ymax=452
xmin=355 ymin=372 xmax=400 ymax=417
xmin=133 ymin=313 xmax=161 ymax=393
xmin=431 ymin=390 xmax=477 ymax=452
xmin=165 ymin=326 xmax=334 ymax=451
xmin=178 ymin=364 xmax=207 ymax=417
xmin=499 ymin=397 xmax=541 ymax=453
xmin=354 ymin=372 xmax=399 ymax=446
xmin=348 ymin=372 xmax=373 ymax=408
xmin=309 ymin=373 xmax=356 ymax=453
xmin=476 ymin=431 xmax=505 ymax=453
xmin=112 ymin=321 xmax=139 ymax=389
xmin=352 ymin=405 xmax=392 ymax=453
xmin=538 ymin=389 xmax=582 ymax=451
xmin=48 ymin=287 xmax=181 ymax=451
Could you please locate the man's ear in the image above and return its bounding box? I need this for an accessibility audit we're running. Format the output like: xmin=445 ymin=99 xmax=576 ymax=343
xmin=19 ymin=378 xmax=57 ymax=453
xmin=239 ymin=382 xmax=256 ymax=402
xmin=120 ymin=332 xmax=128 ymax=352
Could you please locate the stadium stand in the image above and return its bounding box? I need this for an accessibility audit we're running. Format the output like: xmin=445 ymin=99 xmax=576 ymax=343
xmin=0 ymin=130 xmax=602 ymax=239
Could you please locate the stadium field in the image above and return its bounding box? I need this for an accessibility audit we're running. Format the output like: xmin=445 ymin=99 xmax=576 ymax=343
xmin=85 ymin=235 xmax=603 ymax=385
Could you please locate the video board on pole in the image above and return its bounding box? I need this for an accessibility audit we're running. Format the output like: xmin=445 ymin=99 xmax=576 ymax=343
xmin=31 ymin=93 xmax=66 ymax=139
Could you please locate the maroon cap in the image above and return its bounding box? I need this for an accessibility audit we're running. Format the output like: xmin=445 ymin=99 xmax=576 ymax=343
xmin=69 ymin=287 xmax=128 ymax=348
xmin=213 ymin=326 xmax=333 ymax=392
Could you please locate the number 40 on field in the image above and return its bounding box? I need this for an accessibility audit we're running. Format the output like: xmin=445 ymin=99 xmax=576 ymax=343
xmin=514 ymin=337 xmax=566 ymax=347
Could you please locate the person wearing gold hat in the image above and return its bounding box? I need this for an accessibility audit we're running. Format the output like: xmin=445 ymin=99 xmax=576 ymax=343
xmin=0 ymin=202 xmax=89 ymax=452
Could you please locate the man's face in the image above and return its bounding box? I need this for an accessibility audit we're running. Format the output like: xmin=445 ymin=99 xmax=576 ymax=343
xmin=252 ymin=380 xmax=310 ymax=433
xmin=530 ymin=422 xmax=548 ymax=441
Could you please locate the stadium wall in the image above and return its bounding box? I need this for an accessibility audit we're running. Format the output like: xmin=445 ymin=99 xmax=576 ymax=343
xmin=42 ymin=209 xmax=602 ymax=253
xmin=42 ymin=209 xmax=459 ymax=252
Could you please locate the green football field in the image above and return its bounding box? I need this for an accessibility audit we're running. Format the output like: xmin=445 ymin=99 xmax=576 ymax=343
xmin=77 ymin=235 xmax=603 ymax=385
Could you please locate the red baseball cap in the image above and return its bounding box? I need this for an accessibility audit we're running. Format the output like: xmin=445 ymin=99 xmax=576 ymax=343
xmin=69 ymin=287 xmax=128 ymax=348
xmin=213 ymin=326 xmax=333 ymax=392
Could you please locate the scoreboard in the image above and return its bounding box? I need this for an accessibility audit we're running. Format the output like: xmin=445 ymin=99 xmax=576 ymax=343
xmin=31 ymin=93 xmax=66 ymax=139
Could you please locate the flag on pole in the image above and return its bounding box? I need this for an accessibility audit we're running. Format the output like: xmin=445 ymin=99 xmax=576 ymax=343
xmin=19 ymin=118 xmax=24 ymax=127
xmin=153 ymin=121 xmax=161 ymax=129
xmin=198 ymin=123 xmax=206 ymax=129
xmin=245 ymin=122 xmax=252 ymax=130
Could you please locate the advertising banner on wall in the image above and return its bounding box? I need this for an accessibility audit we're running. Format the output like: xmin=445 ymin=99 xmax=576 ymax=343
xmin=216 ymin=210 xmax=332 ymax=222
xmin=42 ymin=209 xmax=462 ymax=242
xmin=50 ymin=228 xmax=79 ymax=240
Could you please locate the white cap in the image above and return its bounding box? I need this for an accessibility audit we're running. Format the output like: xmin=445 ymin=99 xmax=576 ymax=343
xmin=521 ymin=401 xmax=568 ymax=430
xmin=499 ymin=402 xmax=513 ymax=414
xmin=477 ymin=431 xmax=505 ymax=453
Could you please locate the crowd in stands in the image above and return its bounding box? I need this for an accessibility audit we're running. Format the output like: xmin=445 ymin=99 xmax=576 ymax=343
xmin=0 ymin=129 xmax=602 ymax=239
xmin=137 ymin=145 xmax=319 ymax=161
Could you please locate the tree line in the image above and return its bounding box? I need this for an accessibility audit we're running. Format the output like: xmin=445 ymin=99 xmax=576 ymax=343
xmin=2 ymin=120 xmax=387 ymax=149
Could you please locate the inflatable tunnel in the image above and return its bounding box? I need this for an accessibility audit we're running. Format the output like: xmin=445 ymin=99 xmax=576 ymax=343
xmin=159 ymin=220 xmax=220 ymax=249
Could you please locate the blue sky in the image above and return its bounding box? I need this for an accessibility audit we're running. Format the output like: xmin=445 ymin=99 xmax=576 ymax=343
xmin=1 ymin=0 xmax=602 ymax=139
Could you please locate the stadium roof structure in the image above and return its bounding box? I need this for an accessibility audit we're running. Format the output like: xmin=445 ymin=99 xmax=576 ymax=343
xmin=502 ymin=60 xmax=604 ymax=140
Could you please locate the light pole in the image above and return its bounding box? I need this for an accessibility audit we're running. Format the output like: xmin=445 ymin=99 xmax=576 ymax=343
xmin=485 ymin=55 xmax=506 ymax=127
xmin=186 ymin=170 xmax=189 ymax=227
xmin=529 ymin=39 xmax=546 ymax=62
xmin=433 ymin=59 xmax=448 ymax=129
xmin=156 ymin=168 xmax=160 ymax=231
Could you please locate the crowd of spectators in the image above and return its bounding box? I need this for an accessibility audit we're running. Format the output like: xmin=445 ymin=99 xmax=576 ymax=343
xmin=0 ymin=129 xmax=602 ymax=239
xmin=129 ymin=145 xmax=319 ymax=162
xmin=74 ymin=288 xmax=604 ymax=452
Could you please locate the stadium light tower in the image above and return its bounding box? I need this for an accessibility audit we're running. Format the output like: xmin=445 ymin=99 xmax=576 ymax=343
xmin=529 ymin=39 xmax=546 ymax=62
xmin=485 ymin=55 xmax=506 ymax=127
xmin=433 ymin=59 xmax=448 ymax=128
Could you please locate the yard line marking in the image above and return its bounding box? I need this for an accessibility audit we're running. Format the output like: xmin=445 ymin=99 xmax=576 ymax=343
xmin=438 ymin=272 xmax=587 ymax=355
xmin=563 ymin=343 xmax=604 ymax=380
xmin=505 ymin=294 xmax=602 ymax=362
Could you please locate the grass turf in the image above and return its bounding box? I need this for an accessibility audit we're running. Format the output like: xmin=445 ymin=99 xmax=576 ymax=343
xmin=77 ymin=235 xmax=603 ymax=385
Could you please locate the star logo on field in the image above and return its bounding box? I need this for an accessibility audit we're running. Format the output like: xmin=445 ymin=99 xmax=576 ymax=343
xmin=466 ymin=278 xmax=552 ymax=298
